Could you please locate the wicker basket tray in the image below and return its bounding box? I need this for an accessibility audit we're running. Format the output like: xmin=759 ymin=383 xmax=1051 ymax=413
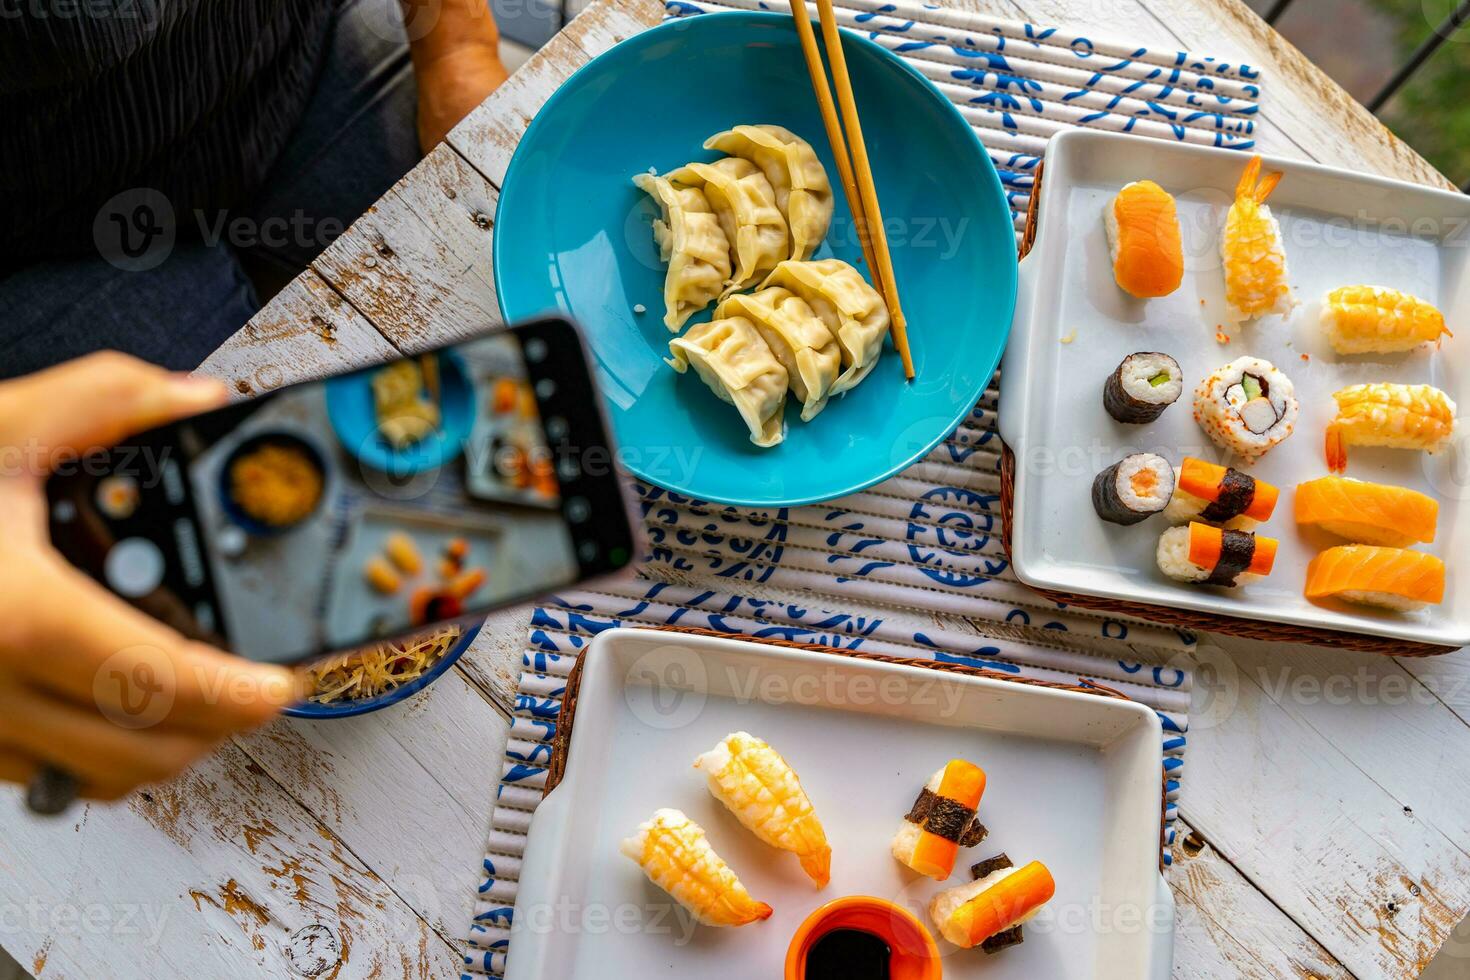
xmin=1003 ymin=162 xmax=1455 ymax=658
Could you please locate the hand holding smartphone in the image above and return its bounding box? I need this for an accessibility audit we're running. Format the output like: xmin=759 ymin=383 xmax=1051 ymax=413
xmin=46 ymin=317 xmax=639 ymax=665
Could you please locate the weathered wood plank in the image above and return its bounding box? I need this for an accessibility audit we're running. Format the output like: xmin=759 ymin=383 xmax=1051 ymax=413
xmin=1181 ymin=639 xmax=1470 ymax=979
xmin=1 ymin=741 xmax=457 ymax=980
xmin=447 ymin=2 xmax=662 ymax=187
xmin=313 ymin=145 xmax=501 ymax=353
xmin=235 ymin=668 xmax=511 ymax=943
xmin=1169 ymin=819 xmax=1351 ymax=980
xmin=197 ymin=271 xmax=399 ymax=397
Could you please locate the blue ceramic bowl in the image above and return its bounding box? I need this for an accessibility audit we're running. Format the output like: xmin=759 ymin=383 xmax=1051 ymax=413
xmin=284 ymin=623 xmax=482 ymax=719
xmin=494 ymin=11 xmax=1016 ymax=506
xmin=324 ymin=350 xmax=475 ymax=477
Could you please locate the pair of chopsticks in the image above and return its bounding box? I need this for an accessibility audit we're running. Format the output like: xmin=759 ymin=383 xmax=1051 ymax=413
xmin=789 ymin=0 xmax=914 ymax=380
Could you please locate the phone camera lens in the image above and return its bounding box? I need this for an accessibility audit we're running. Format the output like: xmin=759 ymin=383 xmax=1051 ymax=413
xmin=577 ymin=540 xmax=599 ymax=563
xmin=546 ymin=417 xmax=568 ymax=440
xmin=535 ymin=378 xmax=556 ymax=399
xmin=524 ymin=337 xmax=548 ymax=363
xmin=566 ymin=497 xmax=590 ymax=523
xmin=51 ymin=500 xmax=77 ymax=523
xmin=557 ymin=457 xmax=580 ymax=481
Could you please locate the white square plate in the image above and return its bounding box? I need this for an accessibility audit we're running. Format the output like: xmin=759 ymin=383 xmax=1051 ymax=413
xmin=1000 ymin=130 xmax=1470 ymax=647
xmin=506 ymin=629 xmax=1172 ymax=979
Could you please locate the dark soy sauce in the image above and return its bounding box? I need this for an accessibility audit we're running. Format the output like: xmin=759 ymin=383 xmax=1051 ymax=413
xmin=806 ymin=928 xmax=891 ymax=980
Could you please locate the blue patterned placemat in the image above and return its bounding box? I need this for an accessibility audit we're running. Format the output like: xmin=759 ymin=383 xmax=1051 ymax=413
xmin=463 ymin=3 xmax=1259 ymax=975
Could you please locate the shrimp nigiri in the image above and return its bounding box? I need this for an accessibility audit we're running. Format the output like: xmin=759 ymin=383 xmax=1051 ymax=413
xmin=1324 ymin=382 xmax=1457 ymax=472
xmin=620 ymin=809 xmax=773 ymax=926
xmin=1305 ymin=545 xmax=1445 ymax=611
xmin=1105 ymin=180 xmax=1184 ymax=298
xmin=1319 ymin=286 xmax=1451 ymax=355
xmin=1221 ymin=155 xmax=1293 ymax=324
xmin=693 ymin=732 xmax=831 ymax=887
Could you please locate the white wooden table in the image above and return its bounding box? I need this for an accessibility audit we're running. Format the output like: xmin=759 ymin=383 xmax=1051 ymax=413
xmin=4 ymin=2 xmax=1468 ymax=978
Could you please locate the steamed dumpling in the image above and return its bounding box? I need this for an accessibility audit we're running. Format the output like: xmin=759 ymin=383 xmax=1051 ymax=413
xmin=760 ymin=259 xmax=889 ymax=393
xmin=705 ymin=125 xmax=834 ymax=261
xmin=633 ymin=173 xmax=732 ymax=331
xmin=668 ymin=316 xmax=789 ymax=448
xmin=668 ymin=158 xmax=788 ymax=295
xmin=715 ymin=287 xmax=840 ymax=422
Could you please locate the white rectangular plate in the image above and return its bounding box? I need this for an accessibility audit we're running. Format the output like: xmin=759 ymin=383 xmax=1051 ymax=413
xmin=506 ymin=629 xmax=1171 ymax=979
xmin=1000 ymin=130 xmax=1470 ymax=647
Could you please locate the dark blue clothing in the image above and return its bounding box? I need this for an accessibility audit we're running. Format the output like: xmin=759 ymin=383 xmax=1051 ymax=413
xmin=0 ymin=0 xmax=422 ymax=376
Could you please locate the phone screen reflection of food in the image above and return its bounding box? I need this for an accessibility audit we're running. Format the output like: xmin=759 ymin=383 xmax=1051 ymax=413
xmin=229 ymin=443 xmax=324 ymax=527
xmin=373 ymin=360 xmax=441 ymax=448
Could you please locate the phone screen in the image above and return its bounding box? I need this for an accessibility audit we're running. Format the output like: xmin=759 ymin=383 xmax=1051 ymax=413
xmin=46 ymin=318 xmax=638 ymax=665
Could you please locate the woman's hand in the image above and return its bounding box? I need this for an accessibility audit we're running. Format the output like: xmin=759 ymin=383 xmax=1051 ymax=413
xmin=402 ymin=0 xmax=511 ymax=152
xmin=0 ymin=353 xmax=305 ymax=802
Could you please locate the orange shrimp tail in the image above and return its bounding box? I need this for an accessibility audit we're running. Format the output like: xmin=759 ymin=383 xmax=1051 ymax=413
xmin=800 ymin=848 xmax=832 ymax=889
xmin=1325 ymin=424 xmax=1347 ymax=473
xmin=1235 ymin=155 xmax=1261 ymax=199
xmin=1254 ymin=170 xmax=1282 ymax=203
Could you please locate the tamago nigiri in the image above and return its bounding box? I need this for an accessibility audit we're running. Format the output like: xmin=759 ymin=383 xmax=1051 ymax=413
xmin=1105 ymin=180 xmax=1184 ymax=298
xmin=620 ymin=809 xmax=773 ymax=926
xmin=1221 ymin=155 xmax=1293 ymax=324
xmin=693 ymin=732 xmax=831 ymax=887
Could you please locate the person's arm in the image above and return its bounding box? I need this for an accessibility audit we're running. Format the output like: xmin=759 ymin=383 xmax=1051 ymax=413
xmin=0 ymin=353 xmax=304 ymax=801
xmin=400 ymin=0 xmax=511 ymax=152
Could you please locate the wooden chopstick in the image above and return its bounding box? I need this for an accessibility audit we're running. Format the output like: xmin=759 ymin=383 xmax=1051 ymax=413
xmin=794 ymin=0 xmax=915 ymax=380
xmin=786 ymin=4 xmax=879 ymax=284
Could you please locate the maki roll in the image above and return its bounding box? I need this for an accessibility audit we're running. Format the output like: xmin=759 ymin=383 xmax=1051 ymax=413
xmin=892 ymin=760 xmax=988 ymax=880
xmin=929 ymin=854 xmax=1056 ymax=951
xmin=1194 ymin=356 xmax=1298 ymax=460
xmin=1103 ymin=353 xmax=1183 ymax=423
xmin=1157 ymin=522 xmax=1277 ymax=587
xmin=1092 ymin=454 xmax=1175 ymax=526
xmin=1163 ymin=457 xmax=1279 ymax=530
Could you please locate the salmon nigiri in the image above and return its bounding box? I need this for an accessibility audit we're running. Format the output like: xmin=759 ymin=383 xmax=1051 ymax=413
xmin=1305 ymin=545 xmax=1445 ymax=611
xmin=1105 ymin=180 xmax=1184 ymax=298
xmin=1294 ymin=476 xmax=1439 ymax=547
xmin=620 ymin=809 xmax=773 ymax=926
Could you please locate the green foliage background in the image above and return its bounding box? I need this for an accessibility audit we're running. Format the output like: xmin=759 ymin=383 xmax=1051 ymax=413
xmin=1373 ymin=0 xmax=1470 ymax=184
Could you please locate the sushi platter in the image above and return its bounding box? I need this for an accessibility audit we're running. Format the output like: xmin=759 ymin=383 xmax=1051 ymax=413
xmin=506 ymin=628 xmax=1173 ymax=979
xmin=1000 ymin=130 xmax=1469 ymax=649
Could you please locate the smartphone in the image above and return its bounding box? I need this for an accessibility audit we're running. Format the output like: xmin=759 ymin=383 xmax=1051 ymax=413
xmin=46 ymin=317 xmax=640 ymax=665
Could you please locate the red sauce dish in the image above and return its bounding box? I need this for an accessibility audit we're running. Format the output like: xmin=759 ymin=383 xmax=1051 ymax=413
xmin=784 ymin=895 xmax=942 ymax=980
